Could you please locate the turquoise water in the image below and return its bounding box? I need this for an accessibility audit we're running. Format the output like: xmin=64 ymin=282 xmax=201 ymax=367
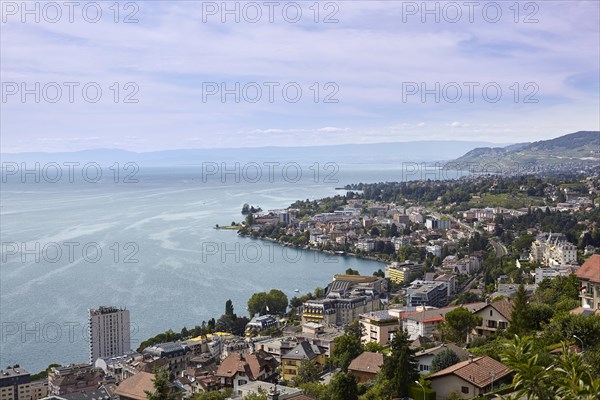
xmin=0 ymin=165 xmax=409 ymax=371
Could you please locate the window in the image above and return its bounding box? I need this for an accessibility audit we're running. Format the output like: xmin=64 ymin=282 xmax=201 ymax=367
xmin=490 ymin=310 xmax=493 ymax=317
xmin=461 ymin=386 xmax=469 ymax=394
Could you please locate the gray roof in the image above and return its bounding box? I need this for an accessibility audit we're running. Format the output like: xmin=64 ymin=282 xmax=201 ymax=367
xmin=283 ymin=341 xmax=323 ymax=360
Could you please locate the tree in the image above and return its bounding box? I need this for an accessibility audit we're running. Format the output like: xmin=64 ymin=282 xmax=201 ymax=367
xmin=298 ymin=382 xmax=327 ymax=399
xmin=327 ymin=371 xmax=358 ymax=400
xmin=194 ymin=389 xmax=233 ymax=400
xmin=439 ymin=307 xmax=482 ymax=345
xmin=345 ymin=268 xmax=359 ymax=275
xmin=267 ymin=289 xmax=289 ymax=314
xmin=145 ymin=368 xmax=178 ymax=400
xmin=344 ymin=319 xmax=363 ymax=339
xmin=500 ymin=335 xmax=600 ymax=400
xmin=314 ymin=287 xmax=325 ymax=298
xmin=331 ymin=334 xmax=363 ymax=372
xmin=431 ymin=349 xmax=461 ymax=372
xmin=382 ymin=329 xmax=418 ymax=398
xmin=247 ymin=289 xmax=289 ymax=316
xmin=508 ymin=284 xmax=530 ymax=336
xmin=364 ymin=342 xmax=384 ymax=353
xmin=390 ymin=223 xmax=399 ymax=237
xmin=293 ymin=358 xmax=321 ymax=386
xmin=225 ymin=299 xmax=235 ymax=318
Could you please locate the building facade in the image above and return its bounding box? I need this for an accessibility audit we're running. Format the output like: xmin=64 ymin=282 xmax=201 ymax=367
xmin=0 ymin=368 xmax=30 ymax=400
xmin=577 ymin=255 xmax=600 ymax=311
xmin=89 ymin=306 xmax=131 ymax=364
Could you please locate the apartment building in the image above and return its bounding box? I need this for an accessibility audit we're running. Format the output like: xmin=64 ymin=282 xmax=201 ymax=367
xmin=407 ymin=281 xmax=448 ymax=308
xmin=386 ymin=261 xmax=424 ymax=284
xmin=88 ymin=306 xmax=131 ymax=364
xmin=302 ymin=275 xmax=385 ymax=326
xmin=359 ymin=311 xmax=400 ymax=346
xmin=0 ymin=368 xmax=30 ymax=400
xmin=48 ymin=365 xmax=102 ymax=395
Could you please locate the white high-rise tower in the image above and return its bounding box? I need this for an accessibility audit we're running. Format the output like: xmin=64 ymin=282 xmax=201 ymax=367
xmin=88 ymin=306 xmax=131 ymax=363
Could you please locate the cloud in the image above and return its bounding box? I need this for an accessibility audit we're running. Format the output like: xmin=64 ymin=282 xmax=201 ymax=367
xmin=1 ymin=1 xmax=599 ymax=151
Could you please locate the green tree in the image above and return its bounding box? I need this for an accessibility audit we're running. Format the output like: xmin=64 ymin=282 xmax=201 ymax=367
xmin=382 ymin=329 xmax=418 ymax=398
xmin=194 ymin=389 xmax=233 ymax=400
xmin=431 ymin=349 xmax=461 ymax=372
xmin=314 ymin=287 xmax=325 ymax=298
xmin=267 ymin=289 xmax=289 ymax=314
xmin=364 ymin=342 xmax=384 ymax=353
xmin=332 ymin=334 xmax=363 ymax=372
xmin=526 ymin=303 xmax=553 ymax=330
xmin=225 ymin=299 xmax=235 ymax=318
xmin=145 ymin=368 xmax=178 ymax=400
xmin=328 ymin=371 xmax=358 ymax=400
xmin=299 ymin=382 xmax=327 ymax=399
xmin=500 ymin=335 xmax=600 ymax=400
xmin=344 ymin=319 xmax=363 ymax=339
xmin=508 ymin=284 xmax=530 ymax=336
xmin=293 ymin=358 xmax=321 ymax=386
xmin=439 ymin=307 xmax=482 ymax=345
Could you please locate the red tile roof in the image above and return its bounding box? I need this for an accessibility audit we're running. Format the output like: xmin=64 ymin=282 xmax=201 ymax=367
xmin=216 ymin=350 xmax=277 ymax=380
xmin=576 ymin=255 xmax=600 ymax=284
xmin=427 ymin=356 xmax=511 ymax=389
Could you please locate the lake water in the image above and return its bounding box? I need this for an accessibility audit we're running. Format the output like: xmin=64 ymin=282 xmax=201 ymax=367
xmin=2 ymin=164 xmax=444 ymax=372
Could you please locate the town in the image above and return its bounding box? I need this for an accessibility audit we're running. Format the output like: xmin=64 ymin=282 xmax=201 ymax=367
xmin=3 ymin=173 xmax=600 ymax=400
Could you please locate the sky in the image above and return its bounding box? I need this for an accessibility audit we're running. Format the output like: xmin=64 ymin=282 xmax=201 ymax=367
xmin=1 ymin=0 xmax=599 ymax=152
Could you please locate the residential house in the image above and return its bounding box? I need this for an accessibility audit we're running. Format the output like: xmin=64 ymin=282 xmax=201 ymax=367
xmin=215 ymin=350 xmax=278 ymax=392
xmin=280 ymin=342 xmax=325 ymax=382
xmin=414 ymin=343 xmax=470 ymax=375
xmin=114 ymin=372 xmax=156 ymax=400
xmin=577 ymin=254 xmax=600 ymax=311
xmin=347 ymin=352 xmax=384 ymax=383
xmin=427 ymin=356 xmax=512 ymax=400
xmin=474 ymin=299 xmax=513 ymax=336
xmin=253 ymin=338 xmax=298 ymax=362
xmin=402 ymin=303 xmax=487 ymax=341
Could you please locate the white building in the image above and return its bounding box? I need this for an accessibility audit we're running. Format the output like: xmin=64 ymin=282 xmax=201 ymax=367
xmin=534 ymin=266 xmax=578 ymax=284
xmin=89 ymin=306 xmax=131 ymax=364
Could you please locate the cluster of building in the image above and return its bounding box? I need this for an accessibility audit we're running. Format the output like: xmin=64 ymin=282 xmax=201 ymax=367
xmin=3 ymin=255 xmax=599 ymax=400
